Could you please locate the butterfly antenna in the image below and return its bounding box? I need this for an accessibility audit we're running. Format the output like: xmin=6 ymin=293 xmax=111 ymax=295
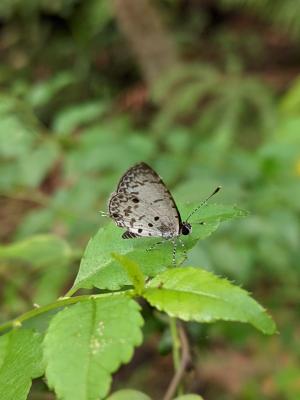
xmin=186 ymin=186 xmax=221 ymax=222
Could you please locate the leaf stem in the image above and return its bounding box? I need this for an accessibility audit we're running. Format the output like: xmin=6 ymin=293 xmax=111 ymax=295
xmin=0 ymin=290 xmax=134 ymax=334
xmin=64 ymin=286 xmax=79 ymax=297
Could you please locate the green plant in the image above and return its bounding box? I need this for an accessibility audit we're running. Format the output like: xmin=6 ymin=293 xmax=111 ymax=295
xmin=220 ymin=0 xmax=300 ymax=39
xmin=0 ymin=203 xmax=276 ymax=400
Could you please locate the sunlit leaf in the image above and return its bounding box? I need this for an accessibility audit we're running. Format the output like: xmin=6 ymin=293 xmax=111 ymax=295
xmin=44 ymin=295 xmax=143 ymax=400
xmin=143 ymin=267 xmax=276 ymax=335
xmin=0 ymin=329 xmax=44 ymax=400
xmin=73 ymin=204 xmax=246 ymax=291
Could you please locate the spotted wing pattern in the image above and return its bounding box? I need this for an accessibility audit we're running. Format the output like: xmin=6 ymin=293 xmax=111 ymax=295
xmin=108 ymin=162 xmax=181 ymax=239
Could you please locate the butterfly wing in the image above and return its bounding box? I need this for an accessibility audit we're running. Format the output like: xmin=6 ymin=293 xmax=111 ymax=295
xmin=109 ymin=163 xmax=181 ymax=239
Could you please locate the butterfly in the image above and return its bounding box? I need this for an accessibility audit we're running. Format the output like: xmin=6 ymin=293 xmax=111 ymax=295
xmin=106 ymin=162 xmax=220 ymax=264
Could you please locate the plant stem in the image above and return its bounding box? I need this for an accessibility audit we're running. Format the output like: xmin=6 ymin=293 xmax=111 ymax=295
xmin=170 ymin=317 xmax=181 ymax=372
xmin=64 ymin=286 xmax=79 ymax=297
xmin=163 ymin=320 xmax=191 ymax=400
xmin=0 ymin=290 xmax=134 ymax=334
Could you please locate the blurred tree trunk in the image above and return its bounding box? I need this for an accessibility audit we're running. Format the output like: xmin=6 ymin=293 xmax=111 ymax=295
xmin=113 ymin=0 xmax=179 ymax=92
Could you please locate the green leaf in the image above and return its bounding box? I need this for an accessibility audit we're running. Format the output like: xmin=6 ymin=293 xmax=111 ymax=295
xmin=52 ymin=101 xmax=107 ymax=137
xmin=44 ymin=295 xmax=143 ymax=400
xmin=72 ymin=0 xmax=112 ymax=42
xmin=64 ymin=125 xmax=156 ymax=176
xmin=18 ymin=140 xmax=59 ymax=188
xmin=0 ymin=114 xmax=35 ymax=158
xmin=73 ymin=203 xmax=245 ymax=291
xmin=143 ymin=267 xmax=276 ymax=335
xmin=73 ymin=223 xmax=174 ymax=291
xmin=27 ymin=72 xmax=76 ymax=108
xmin=0 ymin=234 xmax=72 ymax=269
xmin=280 ymin=76 xmax=300 ymax=116
xmin=111 ymin=253 xmax=145 ymax=295
xmin=181 ymin=203 xmax=248 ymax=224
xmin=15 ymin=209 xmax=55 ymax=239
xmin=0 ymin=329 xmax=44 ymax=400
xmin=106 ymin=389 xmax=151 ymax=400
xmin=181 ymin=203 xmax=248 ymax=247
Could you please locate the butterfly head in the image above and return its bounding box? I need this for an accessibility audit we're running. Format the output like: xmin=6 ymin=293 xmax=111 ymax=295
xmin=180 ymin=221 xmax=192 ymax=236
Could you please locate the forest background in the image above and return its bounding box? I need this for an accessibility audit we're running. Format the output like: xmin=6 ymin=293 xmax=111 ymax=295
xmin=0 ymin=1 xmax=300 ymax=399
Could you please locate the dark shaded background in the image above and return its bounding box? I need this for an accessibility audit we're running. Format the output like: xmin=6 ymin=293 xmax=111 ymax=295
xmin=0 ymin=1 xmax=300 ymax=399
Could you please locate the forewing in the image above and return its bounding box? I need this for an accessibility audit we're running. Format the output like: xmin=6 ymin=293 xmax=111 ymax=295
xmin=109 ymin=163 xmax=181 ymax=238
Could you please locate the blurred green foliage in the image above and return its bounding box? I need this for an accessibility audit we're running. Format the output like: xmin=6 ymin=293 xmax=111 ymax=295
xmin=221 ymin=0 xmax=300 ymax=38
xmin=0 ymin=0 xmax=300 ymax=399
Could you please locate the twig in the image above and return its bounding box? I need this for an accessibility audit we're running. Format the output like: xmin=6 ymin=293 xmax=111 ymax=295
xmin=163 ymin=321 xmax=191 ymax=400
xmin=0 ymin=290 xmax=134 ymax=334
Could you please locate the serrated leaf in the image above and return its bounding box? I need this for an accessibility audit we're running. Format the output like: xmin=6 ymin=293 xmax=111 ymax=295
xmin=106 ymin=389 xmax=151 ymax=400
xmin=181 ymin=203 xmax=249 ymax=224
xmin=0 ymin=234 xmax=72 ymax=269
xmin=0 ymin=329 xmax=44 ymax=400
xmin=112 ymin=253 xmax=145 ymax=294
xmin=143 ymin=267 xmax=276 ymax=335
xmin=73 ymin=203 xmax=240 ymax=291
xmin=44 ymin=295 xmax=143 ymax=400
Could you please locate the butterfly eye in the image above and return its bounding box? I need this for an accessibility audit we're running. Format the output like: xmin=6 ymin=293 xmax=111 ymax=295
xmin=181 ymin=223 xmax=192 ymax=236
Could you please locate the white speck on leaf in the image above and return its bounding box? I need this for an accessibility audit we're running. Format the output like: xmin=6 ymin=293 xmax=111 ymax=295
xmin=90 ymin=336 xmax=101 ymax=355
xmin=97 ymin=321 xmax=105 ymax=336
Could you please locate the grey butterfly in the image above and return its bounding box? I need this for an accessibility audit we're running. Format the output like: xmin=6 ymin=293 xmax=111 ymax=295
xmin=107 ymin=162 xmax=220 ymax=264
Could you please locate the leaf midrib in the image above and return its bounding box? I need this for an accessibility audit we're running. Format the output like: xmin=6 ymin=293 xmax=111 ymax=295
xmin=145 ymin=287 xmax=261 ymax=318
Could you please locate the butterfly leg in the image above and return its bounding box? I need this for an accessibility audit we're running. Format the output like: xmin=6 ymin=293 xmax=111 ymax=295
xmin=178 ymin=237 xmax=187 ymax=265
xmin=172 ymin=238 xmax=177 ymax=265
xmin=146 ymin=241 xmax=164 ymax=252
